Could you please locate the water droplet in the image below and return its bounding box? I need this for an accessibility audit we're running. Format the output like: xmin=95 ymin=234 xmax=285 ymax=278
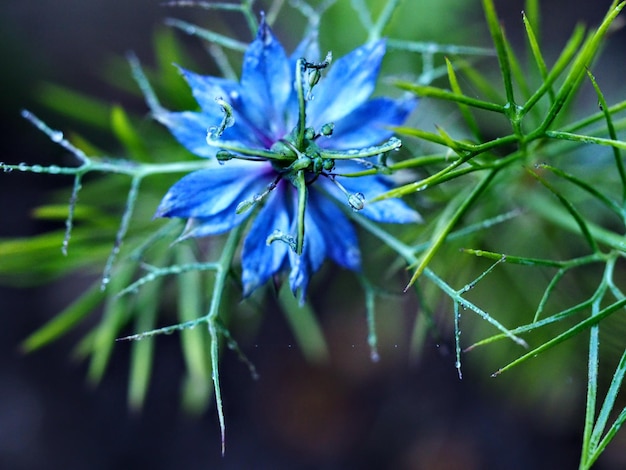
xmin=236 ymin=198 xmax=256 ymax=214
xmin=320 ymin=123 xmax=334 ymax=137
xmin=51 ymin=131 xmax=64 ymax=143
xmin=207 ymin=126 xmax=219 ymax=140
xmin=48 ymin=165 xmax=61 ymax=174
xmin=370 ymin=351 xmax=380 ymax=363
xmin=348 ymin=192 xmax=365 ymax=211
xmin=31 ymin=165 xmax=42 ymax=173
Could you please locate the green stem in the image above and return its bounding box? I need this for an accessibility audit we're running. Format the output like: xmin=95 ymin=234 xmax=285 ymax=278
xmin=207 ymin=224 xmax=246 ymax=455
xmin=405 ymin=168 xmax=499 ymax=288
xmin=295 ymin=170 xmax=307 ymax=255
xmin=295 ymin=58 xmax=307 ymax=149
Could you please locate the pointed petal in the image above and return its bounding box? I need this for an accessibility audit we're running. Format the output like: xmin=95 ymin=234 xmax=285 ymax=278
xmin=179 ymin=67 xmax=267 ymax=148
xmin=308 ymin=191 xmax=361 ymax=270
xmin=239 ymin=20 xmax=291 ymax=140
xmin=177 ymin=208 xmax=247 ymax=239
xmin=321 ymin=97 xmax=417 ymax=150
xmin=155 ymin=111 xmax=219 ymax=158
xmin=178 ymin=68 xmax=239 ymax=111
xmin=155 ymin=163 xmax=272 ymax=218
xmin=309 ymin=40 xmax=386 ymax=126
xmin=242 ymin=185 xmax=291 ymax=296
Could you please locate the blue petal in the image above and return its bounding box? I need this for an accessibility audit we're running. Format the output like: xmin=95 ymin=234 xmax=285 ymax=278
xmin=307 ymin=190 xmax=361 ymax=270
xmin=321 ymin=96 xmax=417 ymax=150
xmin=177 ymin=208 xmax=247 ymax=239
xmin=321 ymin=171 xmax=421 ymax=224
xmin=155 ymin=111 xmax=219 ymax=158
xmin=241 ymin=184 xmax=292 ymax=296
xmin=309 ymin=40 xmax=386 ymax=127
xmin=284 ymin=31 xmax=320 ymax=129
xmin=155 ymin=163 xmax=272 ymax=218
xmin=288 ymin=203 xmax=326 ymax=301
xmin=179 ymin=67 xmax=269 ymax=148
xmin=239 ymin=20 xmax=291 ymax=141
xmin=178 ymin=67 xmax=240 ymax=113
xmin=289 ymin=29 xmax=320 ymax=65
xmin=360 ymin=196 xmax=422 ymax=224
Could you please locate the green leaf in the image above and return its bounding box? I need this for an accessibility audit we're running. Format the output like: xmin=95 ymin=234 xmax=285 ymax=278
xmin=87 ymin=262 xmax=138 ymax=384
xmin=492 ymin=297 xmax=626 ymax=376
xmin=111 ymin=105 xmax=151 ymax=163
xmin=540 ymin=1 xmax=626 ymax=131
xmin=481 ymin=0 xmax=516 ymax=105
xmin=586 ymin=68 xmax=626 ymax=202
xmin=394 ymin=82 xmax=505 ymax=113
xmin=445 ymin=57 xmax=481 ymax=141
xmin=405 ymin=169 xmax=499 ymax=288
xmin=176 ymin=245 xmax=212 ymax=414
xmin=127 ymin=257 xmax=165 ymax=411
xmin=0 ymin=231 xmax=112 ymax=285
xmin=36 ymin=83 xmax=111 ymax=128
xmin=526 ymin=168 xmax=599 ymax=253
xmin=21 ymin=282 xmax=106 ymax=352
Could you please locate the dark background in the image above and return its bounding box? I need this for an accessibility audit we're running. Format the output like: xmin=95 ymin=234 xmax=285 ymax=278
xmin=1 ymin=1 xmax=626 ymax=469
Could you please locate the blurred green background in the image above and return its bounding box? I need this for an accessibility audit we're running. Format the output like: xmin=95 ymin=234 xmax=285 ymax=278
xmin=1 ymin=1 xmax=626 ymax=469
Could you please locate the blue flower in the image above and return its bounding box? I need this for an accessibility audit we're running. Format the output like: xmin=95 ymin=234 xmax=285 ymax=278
xmin=154 ymin=20 xmax=421 ymax=301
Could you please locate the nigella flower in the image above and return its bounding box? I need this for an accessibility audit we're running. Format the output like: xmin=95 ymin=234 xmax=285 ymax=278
xmin=154 ymin=19 xmax=421 ymax=301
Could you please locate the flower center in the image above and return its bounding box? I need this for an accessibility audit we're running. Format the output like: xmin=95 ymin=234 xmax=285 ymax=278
xmin=205 ymin=51 xmax=402 ymax=255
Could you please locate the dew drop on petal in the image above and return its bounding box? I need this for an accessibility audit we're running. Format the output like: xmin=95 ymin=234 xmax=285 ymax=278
xmin=207 ymin=126 xmax=219 ymax=141
xmin=348 ymin=192 xmax=365 ymax=211
xmin=236 ymin=198 xmax=256 ymax=214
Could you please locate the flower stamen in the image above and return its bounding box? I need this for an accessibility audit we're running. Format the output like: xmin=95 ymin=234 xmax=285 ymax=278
xmin=235 ymin=174 xmax=282 ymax=214
xmin=327 ymin=174 xmax=366 ymax=211
xmin=207 ymin=97 xmax=235 ymax=139
xmin=294 ymin=52 xmax=332 ymax=149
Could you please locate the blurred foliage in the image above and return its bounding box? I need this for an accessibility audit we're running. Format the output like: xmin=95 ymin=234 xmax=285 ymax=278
xmin=3 ymin=0 xmax=626 ymax=466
